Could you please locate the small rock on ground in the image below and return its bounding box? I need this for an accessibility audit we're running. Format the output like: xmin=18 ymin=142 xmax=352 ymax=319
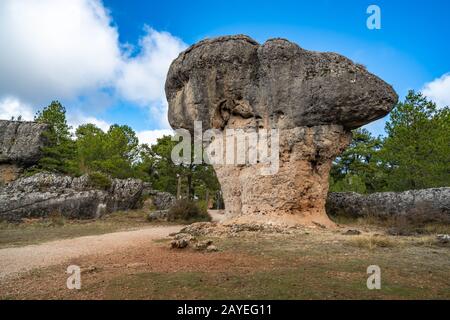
xmin=171 ymin=239 xmax=189 ymax=249
xmin=195 ymin=240 xmax=213 ymax=251
xmin=437 ymin=234 xmax=450 ymax=244
xmin=206 ymin=245 xmax=218 ymax=252
xmin=342 ymin=229 xmax=361 ymax=235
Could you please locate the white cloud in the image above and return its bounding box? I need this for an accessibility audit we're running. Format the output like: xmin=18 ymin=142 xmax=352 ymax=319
xmin=0 ymin=96 xmax=35 ymax=121
xmin=116 ymin=27 xmax=187 ymax=128
xmin=0 ymin=0 xmax=121 ymax=104
xmin=117 ymin=27 xmax=186 ymax=105
xmin=422 ymin=73 xmax=450 ymax=108
xmin=137 ymin=129 xmax=173 ymax=145
xmin=0 ymin=0 xmax=186 ymax=130
xmin=67 ymin=112 xmax=111 ymax=133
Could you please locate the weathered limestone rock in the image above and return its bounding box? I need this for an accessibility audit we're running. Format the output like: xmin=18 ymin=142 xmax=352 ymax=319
xmin=213 ymin=125 xmax=351 ymax=226
xmin=148 ymin=190 xmax=176 ymax=210
xmin=0 ymin=120 xmax=49 ymax=184
xmin=148 ymin=210 xmax=169 ymax=221
xmin=326 ymin=188 xmax=450 ymax=218
xmin=0 ymin=173 xmax=145 ymax=222
xmin=166 ymin=35 xmax=397 ymax=132
xmin=165 ymin=35 xmax=398 ymax=227
xmin=0 ymin=120 xmax=48 ymax=165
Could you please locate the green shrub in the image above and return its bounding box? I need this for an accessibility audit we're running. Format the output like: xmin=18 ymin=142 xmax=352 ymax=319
xmin=196 ymin=200 xmax=209 ymax=212
xmin=87 ymin=172 xmax=112 ymax=190
xmin=168 ymin=199 xmax=211 ymax=223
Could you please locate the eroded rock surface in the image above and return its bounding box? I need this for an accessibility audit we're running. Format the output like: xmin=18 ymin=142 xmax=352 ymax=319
xmin=165 ymin=35 xmax=398 ymax=226
xmin=0 ymin=120 xmax=49 ymax=184
xmin=214 ymin=125 xmax=351 ymax=226
xmin=166 ymin=35 xmax=397 ymax=132
xmin=147 ymin=190 xmax=176 ymax=210
xmin=326 ymin=188 xmax=450 ymax=218
xmin=0 ymin=120 xmax=48 ymax=166
xmin=0 ymin=173 xmax=145 ymax=222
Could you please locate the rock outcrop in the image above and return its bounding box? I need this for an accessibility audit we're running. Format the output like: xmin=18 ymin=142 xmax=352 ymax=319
xmin=0 ymin=173 xmax=145 ymax=222
xmin=166 ymin=35 xmax=398 ymax=227
xmin=0 ymin=120 xmax=49 ymax=184
xmin=326 ymin=188 xmax=450 ymax=218
xmin=0 ymin=120 xmax=48 ymax=165
xmin=144 ymin=191 xmax=176 ymax=222
xmin=147 ymin=190 xmax=176 ymax=210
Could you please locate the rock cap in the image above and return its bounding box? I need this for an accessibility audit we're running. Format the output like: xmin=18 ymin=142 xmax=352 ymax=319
xmin=165 ymin=35 xmax=398 ymax=132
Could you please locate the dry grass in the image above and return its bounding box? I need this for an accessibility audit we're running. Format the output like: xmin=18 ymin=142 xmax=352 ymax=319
xmin=346 ymin=235 xmax=398 ymax=250
xmin=1 ymin=227 xmax=449 ymax=300
xmin=1 ymin=208 xmax=450 ymax=299
xmin=412 ymin=236 xmax=440 ymax=247
xmin=331 ymin=211 xmax=450 ymax=236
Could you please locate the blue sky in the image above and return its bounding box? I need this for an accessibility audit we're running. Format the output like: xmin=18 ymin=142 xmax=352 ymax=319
xmin=1 ymin=0 xmax=449 ymax=143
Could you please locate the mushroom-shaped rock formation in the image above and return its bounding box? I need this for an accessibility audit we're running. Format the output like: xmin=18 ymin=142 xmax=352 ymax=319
xmin=165 ymin=35 xmax=398 ymax=227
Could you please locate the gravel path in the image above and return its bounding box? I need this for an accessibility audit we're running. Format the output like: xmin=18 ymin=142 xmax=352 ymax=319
xmin=0 ymin=225 xmax=182 ymax=280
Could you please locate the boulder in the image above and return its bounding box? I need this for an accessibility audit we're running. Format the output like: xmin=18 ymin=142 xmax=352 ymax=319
xmin=0 ymin=172 xmax=145 ymax=222
xmin=166 ymin=35 xmax=397 ymax=132
xmin=0 ymin=120 xmax=49 ymax=185
xmin=0 ymin=120 xmax=48 ymax=166
xmin=148 ymin=190 xmax=176 ymax=210
xmin=326 ymin=188 xmax=450 ymax=218
xmin=165 ymin=35 xmax=398 ymax=226
xmin=147 ymin=210 xmax=169 ymax=221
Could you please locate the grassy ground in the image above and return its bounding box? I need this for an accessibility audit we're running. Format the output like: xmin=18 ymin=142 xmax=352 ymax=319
xmin=1 ymin=215 xmax=449 ymax=299
xmin=101 ymin=238 xmax=449 ymax=299
xmin=0 ymin=210 xmax=174 ymax=249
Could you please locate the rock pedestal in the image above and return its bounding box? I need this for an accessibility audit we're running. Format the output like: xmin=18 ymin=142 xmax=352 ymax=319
xmin=214 ymin=126 xmax=351 ymax=227
xmin=165 ymin=35 xmax=398 ymax=226
xmin=0 ymin=173 xmax=145 ymax=222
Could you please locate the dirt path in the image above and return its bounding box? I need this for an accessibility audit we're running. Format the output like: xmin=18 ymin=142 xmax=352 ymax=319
xmin=0 ymin=225 xmax=182 ymax=280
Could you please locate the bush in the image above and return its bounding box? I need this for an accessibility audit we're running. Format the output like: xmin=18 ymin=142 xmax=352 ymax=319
xmin=167 ymin=199 xmax=211 ymax=223
xmin=196 ymin=200 xmax=209 ymax=212
xmin=348 ymin=235 xmax=397 ymax=250
xmin=87 ymin=171 xmax=112 ymax=190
